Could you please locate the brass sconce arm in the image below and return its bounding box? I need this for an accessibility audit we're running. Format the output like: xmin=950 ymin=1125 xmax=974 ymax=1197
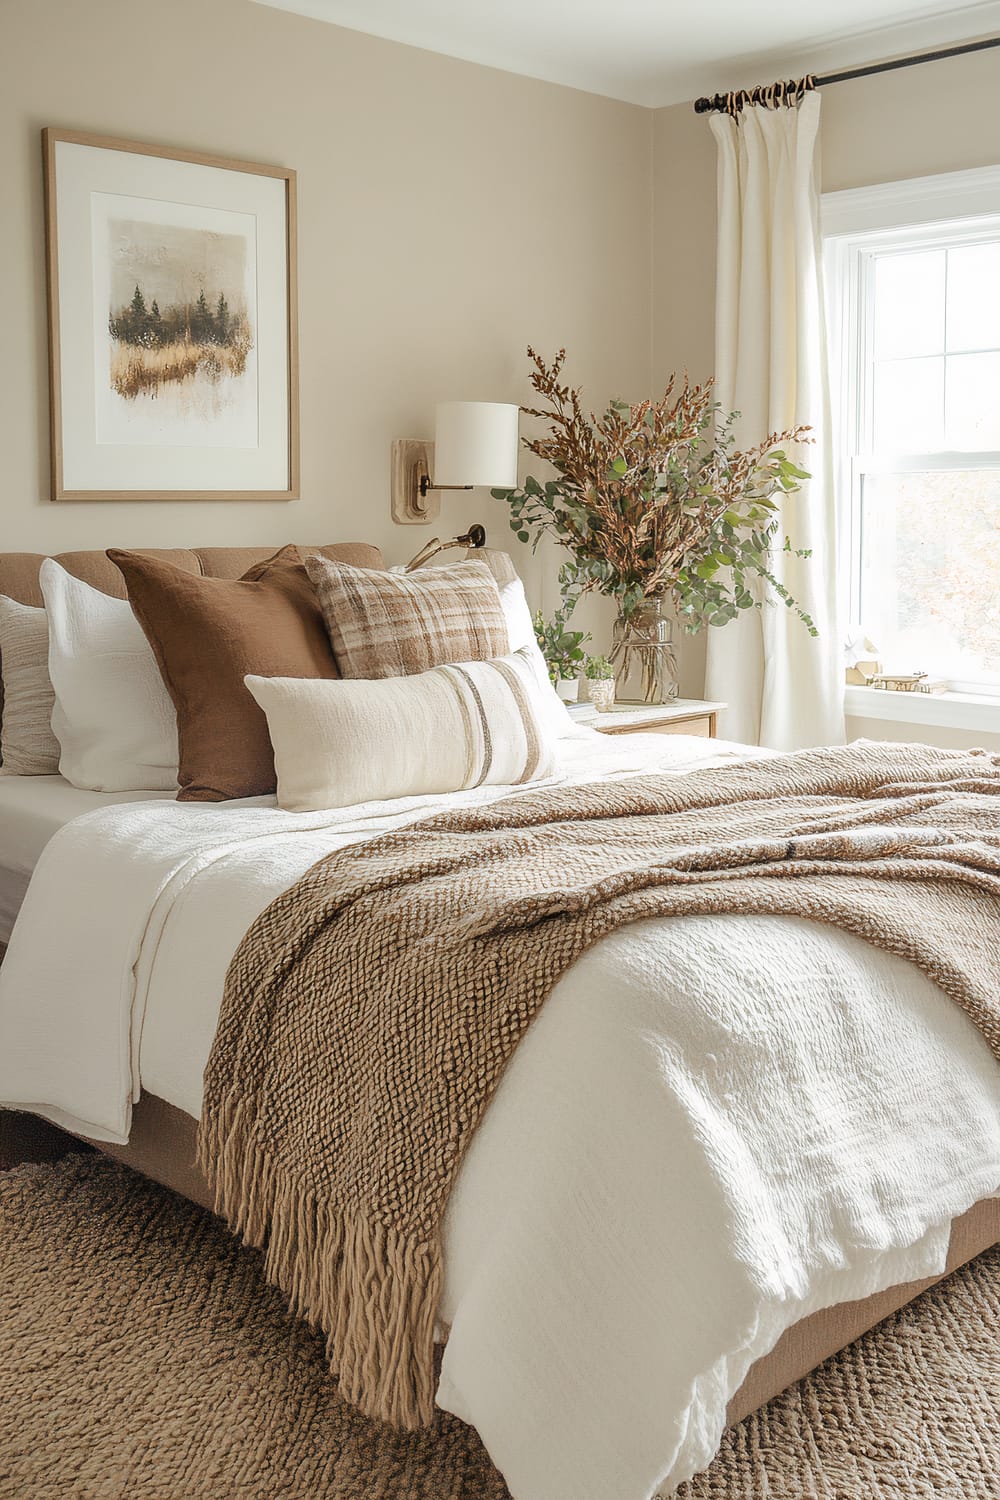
xmin=405 ymin=524 xmax=487 ymax=572
xmin=419 ymin=471 xmax=472 ymax=500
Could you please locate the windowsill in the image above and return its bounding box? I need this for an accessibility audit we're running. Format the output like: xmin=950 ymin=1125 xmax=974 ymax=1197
xmin=845 ymin=684 xmax=1000 ymax=734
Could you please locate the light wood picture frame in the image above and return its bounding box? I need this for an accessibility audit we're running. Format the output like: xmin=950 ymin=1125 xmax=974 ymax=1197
xmin=43 ymin=128 xmax=299 ymax=501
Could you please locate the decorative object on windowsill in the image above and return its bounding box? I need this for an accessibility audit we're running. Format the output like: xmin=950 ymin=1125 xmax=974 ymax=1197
xmin=391 ymin=401 xmax=519 ymax=525
xmin=584 ymin=654 xmax=616 ymax=712
xmin=492 ymin=348 xmax=816 ymax=706
xmin=533 ymin=600 xmax=590 ymax=704
xmin=864 ymin=671 xmax=948 ymax=694
xmin=846 ymin=658 xmax=883 ymax=685
xmin=844 ymin=628 xmax=882 ymax=686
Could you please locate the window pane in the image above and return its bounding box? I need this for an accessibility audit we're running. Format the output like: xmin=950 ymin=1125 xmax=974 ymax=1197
xmin=874 ymin=250 xmax=945 ymax=358
xmin=945 ymin=351 xmax=1000 ymax=450
xmin=946 ymin=243 xmax=1000 ymax=352
xmin=872 ymin=357 xmax=944 ymax=451
xmin=859 ymin=469 xmax=1000 ymax=682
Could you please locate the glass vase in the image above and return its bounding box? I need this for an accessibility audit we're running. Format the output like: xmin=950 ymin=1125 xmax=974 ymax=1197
xmin=610 ymin=597 xmax=679 ymax=706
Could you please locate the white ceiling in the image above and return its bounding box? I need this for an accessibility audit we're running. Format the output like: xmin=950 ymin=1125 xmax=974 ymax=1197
xmin=251 ymin=0 xmax=1000 ymax=107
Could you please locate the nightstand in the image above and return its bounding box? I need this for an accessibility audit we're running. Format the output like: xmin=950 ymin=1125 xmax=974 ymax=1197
xmin=569 ymin=699 xmax=726 ymax=738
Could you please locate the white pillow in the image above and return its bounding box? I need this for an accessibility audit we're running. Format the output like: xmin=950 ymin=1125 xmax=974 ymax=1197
xmin=40 ymin=559 xmax=179 ymax=793
xmin=0 ymin=595 xmax=61 ymax=776
xmin=498 ymin=578 xmax=572 ymax=736
xmin=246 ymin=645 xmax=556 ymax=812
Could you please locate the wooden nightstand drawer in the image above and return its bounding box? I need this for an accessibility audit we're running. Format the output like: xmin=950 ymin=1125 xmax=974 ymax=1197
xmin=568 ymin=700 xmax=727 ymax=738
xmin=639 ymin=716 xmax=712 ymax=738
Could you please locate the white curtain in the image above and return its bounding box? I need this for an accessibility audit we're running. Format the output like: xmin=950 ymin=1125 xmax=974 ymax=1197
xmin=706 ymin=91 xmax=844 ymax=749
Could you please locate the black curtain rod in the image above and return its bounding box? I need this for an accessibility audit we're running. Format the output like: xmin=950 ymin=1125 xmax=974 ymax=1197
xmin=693 ymin=34 xmax=1000 ymax=113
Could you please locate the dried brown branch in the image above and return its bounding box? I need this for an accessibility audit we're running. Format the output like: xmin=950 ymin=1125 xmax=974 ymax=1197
xmin=495 ymin=348 xmax=815 ymax=633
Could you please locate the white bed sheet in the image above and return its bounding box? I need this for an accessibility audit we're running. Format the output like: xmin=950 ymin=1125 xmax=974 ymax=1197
xmin=0 ymin=775 xmax=175 ymax=944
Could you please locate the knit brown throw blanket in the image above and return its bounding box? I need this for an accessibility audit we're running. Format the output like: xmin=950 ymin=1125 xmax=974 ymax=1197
xmin=198 ymin=742 xmax=1000 ymax=1430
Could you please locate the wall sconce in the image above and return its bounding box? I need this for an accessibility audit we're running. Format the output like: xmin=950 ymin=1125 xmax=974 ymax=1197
xmin=391 ymin=400 xmax=519 ymax=525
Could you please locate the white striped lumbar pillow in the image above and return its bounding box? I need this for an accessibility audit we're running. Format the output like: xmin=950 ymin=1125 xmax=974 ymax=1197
xmin=245 ymin=646 xmax=556 ymax=812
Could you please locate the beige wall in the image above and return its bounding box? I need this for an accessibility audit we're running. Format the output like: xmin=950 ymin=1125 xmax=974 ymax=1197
xmin=650 ymin=46 xmax=1000 ymax=716
xmin=650 ymin=101 xmax=716 ymax=696
xmin=5 ymin=2 xmax=999 ymax=717
xmin=847 ymin=716 xmax=1000 ymax=753
xmin=1 ymin=0 xmax=652 ymax=604
xmin=651 ymin=101 xmax=716 ymax=390
xmin=819 ymin=46 xmax=1000 ymax=193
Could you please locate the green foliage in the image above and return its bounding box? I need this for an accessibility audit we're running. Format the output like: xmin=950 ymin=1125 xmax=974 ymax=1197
xmin=532 ymin=601 xmax=590 ymax=683
xmin=493 ymin=348 xmax=818 ymax=638
xmin=584 ymin=654 xmax=614 ymax=680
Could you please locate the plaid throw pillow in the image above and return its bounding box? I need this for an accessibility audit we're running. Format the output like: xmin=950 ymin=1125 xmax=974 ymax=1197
xmin=305 ymin=556 xmax=509 ymax=678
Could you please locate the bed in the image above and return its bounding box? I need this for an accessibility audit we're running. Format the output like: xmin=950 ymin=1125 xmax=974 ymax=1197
xmin=0 ymin=544 xmax=998 ymax=1500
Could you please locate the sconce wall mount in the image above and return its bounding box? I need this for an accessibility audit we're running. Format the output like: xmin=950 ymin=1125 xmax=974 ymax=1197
xmin=390 ymin=439 xmax=471 ymax=526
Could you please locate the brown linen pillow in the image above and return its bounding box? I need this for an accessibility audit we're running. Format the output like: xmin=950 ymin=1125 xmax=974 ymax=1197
xmin=305 ymin=555 xmax=509 ymax=679
xmin=108 ymin=545 xmax=340 ymax=802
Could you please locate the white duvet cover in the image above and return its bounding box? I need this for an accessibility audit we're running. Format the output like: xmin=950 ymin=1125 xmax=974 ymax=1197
xmin=0 ymin=775 xmax=175 ymax=945
xmin=0 ymin=730 xmax=998 ymax=1500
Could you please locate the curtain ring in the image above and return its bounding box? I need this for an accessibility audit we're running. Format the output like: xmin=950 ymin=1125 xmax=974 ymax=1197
xmin=726 ymin=71 xmax=817 ymax=119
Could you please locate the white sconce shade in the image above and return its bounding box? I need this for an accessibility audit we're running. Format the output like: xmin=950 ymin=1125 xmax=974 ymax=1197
xmin=433 ymin=401 xmax=519 ymax=488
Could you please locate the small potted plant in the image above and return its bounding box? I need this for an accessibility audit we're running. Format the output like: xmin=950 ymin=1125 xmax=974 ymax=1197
xmin=584 ymin=654 xmax=616 ymax=712
xmin=533 ymin=602 xmax=590 ymax=703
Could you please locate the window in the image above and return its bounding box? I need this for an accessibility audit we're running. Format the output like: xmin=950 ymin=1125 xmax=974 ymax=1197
xmin=825 ymin=171 xmax=1000 ymax=698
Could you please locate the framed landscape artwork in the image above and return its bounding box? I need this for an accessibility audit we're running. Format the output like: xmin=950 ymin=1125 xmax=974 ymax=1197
xmin=43 ymin=128 xmax=299 ymax=500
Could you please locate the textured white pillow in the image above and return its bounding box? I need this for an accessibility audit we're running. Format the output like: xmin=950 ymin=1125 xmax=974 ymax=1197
xmin=498 ymin=578 xmax=572 ymax=736
xmin=246 ymin=646 xmax=557 ymax=812
xmin=40 ymin=560 xmax=179 ymax=793
xmin=0 ymin=595 xmax=61 ymax=776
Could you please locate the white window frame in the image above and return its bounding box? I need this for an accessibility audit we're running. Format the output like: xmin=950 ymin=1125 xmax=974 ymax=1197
xmin=823 ymin=165 xmax=1000 ymax=722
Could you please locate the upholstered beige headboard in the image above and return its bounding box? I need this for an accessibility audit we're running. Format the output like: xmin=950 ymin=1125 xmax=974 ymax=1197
xmin=0 ymin=543 xmax=384 ymax=609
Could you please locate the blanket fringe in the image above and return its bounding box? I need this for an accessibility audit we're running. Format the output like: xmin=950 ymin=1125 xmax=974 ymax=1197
xmin=197 ymin=1097 xmax=442 ymax=1430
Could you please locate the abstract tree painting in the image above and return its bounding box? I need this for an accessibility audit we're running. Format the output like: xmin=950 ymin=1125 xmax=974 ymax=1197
xmin=107 ymin=220 xmax=254 ymax=409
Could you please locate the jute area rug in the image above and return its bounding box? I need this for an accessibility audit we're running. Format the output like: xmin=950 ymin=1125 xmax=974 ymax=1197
xmin=1 ymin=1157 xmax=997 ymax=1500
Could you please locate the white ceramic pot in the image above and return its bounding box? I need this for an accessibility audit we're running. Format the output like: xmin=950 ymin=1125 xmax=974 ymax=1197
xmin=555 ymin=677 xmax=579 ymax=704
